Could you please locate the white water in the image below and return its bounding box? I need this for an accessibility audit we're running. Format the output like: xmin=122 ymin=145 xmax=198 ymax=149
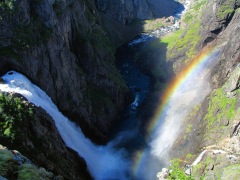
xmin=0 ymin=1 xmax=220 ymax=179
xmin=150 ymin=48 xmax=221 ymax=159
xmin=128 ymin=0 xmax=194 ymax=47
xmin=0 ymin=71 xmax=130 ymax=180
xmin=191 ymin=150 xmax=207 ymax=166
xmin=133 ymin=43 xmax=224 ymax=179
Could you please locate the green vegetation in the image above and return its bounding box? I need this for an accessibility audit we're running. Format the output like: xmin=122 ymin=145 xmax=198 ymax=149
xmin=193 ymin=0 xmax=207 ymax=11
xmin=217 ymin=0 xmax=235 ymax=19
xmin=160 ymin=0 xmax=207 ymax=61
xmin=161 ymin=29 xmax=185 ymax=52
xmin=0 ymin=148 xmax=16 ymax=177
xmin=183 ymin=12 xmax=193 ymax=23
xmin=168 ymin=159 xmax=194 ymax=180
xmin=183 ymin=0 xmax=206 ymax=23
xmin=0 ymin=0 xmax=16 ymax=19
xmin=18 ymin=164 xmax=42 ymax=180
xmin=13 ymin=22 xmax=52 ymax=49
xmin=191 ymin=162 xmax=204 ymax=177
xmin=221 ymin=164 xmax=240 ymax=179
xmin=186 ymin=153 xmax=194 ymax=160
xmin=13 ymin=7 xmax=53 ymax=50
xmin=188 ymin=104 xmax=201 ymax=119
xmin=0 ymin=1 xmax=53 ymax=58
xmin=143 ymin=18 xmax=165 ymax=32
xmin=0 ymin=0 xmax=15 ymax=9
xmin=184 ymin=104 xmax=200 ymax=122
xmin=163 ymin=19 xmax=200 ymax=60
xmin=0 ymin=147 xmax=54 ymax=179
xmin=0 ymin=93 xmax=33 ymax=141
xmin=185 ymin=124 xmax=193 ymax=134
xmin=204 ymin=88 xmax=236 ymax=129
xmin=183 ymin=104 xmax=201 ymax=139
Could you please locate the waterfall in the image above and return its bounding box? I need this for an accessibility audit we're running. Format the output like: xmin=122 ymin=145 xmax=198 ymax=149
xmin=0 ymin=71 xmax=130 ymax=180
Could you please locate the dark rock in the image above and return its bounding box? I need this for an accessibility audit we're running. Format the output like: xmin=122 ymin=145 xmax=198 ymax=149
xmin=200 ymin=0 xmax=239 ymax=48
xmin=94 ymin=0 xmax=183 ymax=24
xmin=0 ymin=144 xmax=55 ymax=179
xmin=0 ymin=0 xmax=130 ymax=143
xmin=0 ymin=96 xmax=92 ymax=180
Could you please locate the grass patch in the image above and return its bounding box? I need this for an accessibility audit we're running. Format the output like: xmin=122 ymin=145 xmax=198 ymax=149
xmin=204 ymin=88 xmax=236 ymax=129
xmin=143 ymin=18 xmax=165 ymax=32
xmin=18 ymin=164 xmax=42 ymax=180
xmin=193 ymin=0 xmax=207 ymax=11
xmin=186 ymin=153 xmax=194 ymax=160
xmin=161 ymin=18 xmax=200 ymax=60
xmin=161 ymin=29 xmax=185 ymax=51
xmin=217 ymin=0 xmax=235 ymax=19
xmin=0 ymin=149 xmax=15 ymax=177
xmin=168 ymin=159 xmax=194 ymax=180
xmin=160 ymin=0 xmax=207 ymax=61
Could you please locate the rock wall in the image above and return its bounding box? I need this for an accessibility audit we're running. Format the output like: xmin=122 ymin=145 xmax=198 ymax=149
xmin=94 ymin=0 xmax=183 ymax=24
xmin=0 ymin=0 xmax=130 ymax=143
xmin=0 ymin=93 xmax=91 ymax=179
xmin=0 ymin=144 xmax=57 ymax=180
xmin=167 ymin=0 xmax=240 ymax=176
xmin=200 ymin=0 xmax=240 ymax=88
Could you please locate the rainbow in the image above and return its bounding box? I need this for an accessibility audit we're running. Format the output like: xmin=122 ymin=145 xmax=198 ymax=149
xmin=132 ymin=43 xmax=221 ymax=176
xmin=146 ymin=44 xmax=216 ymax=136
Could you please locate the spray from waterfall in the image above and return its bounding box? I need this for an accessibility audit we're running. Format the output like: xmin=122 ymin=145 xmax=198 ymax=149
xmin=132 ymin=43 xmax=225 ymax=179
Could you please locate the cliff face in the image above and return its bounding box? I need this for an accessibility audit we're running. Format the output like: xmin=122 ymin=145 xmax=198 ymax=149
xmin=94 ymin=0 xmax=153 ymax=24
xmin=0 ymin=144 xmax=57 ymax=180
xmin=0 ymin=0 xmax=130 ymax=142
xmin=0 ymin=93 xmax=91 ymax=179
xmin=124 ymin=0 xmax=240 ymax=177
xmin=94 ymin=0 xmax=182 ymax=24
xmin=164 ymin=0 xmax=240 ymax=178
xmin=183 ymin=0 xmax=240 ymax=154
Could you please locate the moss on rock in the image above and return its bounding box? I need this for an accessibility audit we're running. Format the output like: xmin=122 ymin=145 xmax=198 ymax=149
xmin=221 ymin=164 xmax=240 ymax=180
xmin=18 ymin=164 xmax=42 ymax=180
xmin=0 ymin=148 xmax=15 ymax=177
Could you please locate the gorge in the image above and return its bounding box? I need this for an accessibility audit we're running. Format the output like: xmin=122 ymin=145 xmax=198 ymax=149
xmin=1 ymin=0 xmax=240 ymax=179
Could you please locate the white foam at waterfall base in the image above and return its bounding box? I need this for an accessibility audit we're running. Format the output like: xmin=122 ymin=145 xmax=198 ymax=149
xmin=0 ymin=71 xmax=130 ymax=180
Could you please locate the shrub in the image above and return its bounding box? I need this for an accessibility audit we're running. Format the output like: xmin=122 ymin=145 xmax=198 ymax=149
xmin=0 ymin=93 xmax=33 ymax=141
xmin=168 ymin=159 xmax=194 ymax=180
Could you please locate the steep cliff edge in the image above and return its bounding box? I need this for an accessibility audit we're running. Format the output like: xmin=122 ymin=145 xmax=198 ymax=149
xmin=172 ymin=0 xmax=240 ymax=152
xmin=1 ymin=144 xmax=57 ymax=180
xmin=0 ymin=0 xmax=130 ymax=143
xmin=0 ymin=92 xmax=91 ymax=179
xmin=124 ymin=0 xmax=240 ymax=178
xmin=155 ymin=0 xmax=240 ymax=178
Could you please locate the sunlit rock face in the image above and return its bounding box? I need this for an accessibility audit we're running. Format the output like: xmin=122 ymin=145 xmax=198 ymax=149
xmin=94 ymin=0 xmax=183 ymax=24
xmin=0 ymin=0 xmax=130 ymax=143
xmin=169 ymin=0 xmax=240 ymax=166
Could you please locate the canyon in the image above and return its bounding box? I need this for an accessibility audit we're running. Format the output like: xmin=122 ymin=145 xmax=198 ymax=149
xmin=0 ymin=0 xmax=240 ymax=179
